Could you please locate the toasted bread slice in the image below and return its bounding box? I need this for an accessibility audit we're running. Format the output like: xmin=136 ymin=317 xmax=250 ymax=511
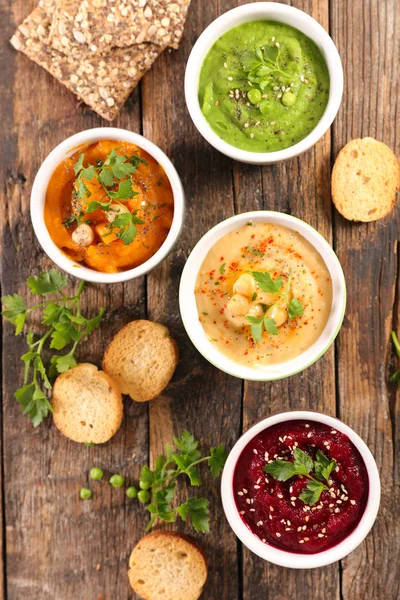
xmin=128 ymin=532 xmax=208 ymax=600
xmin=102 ymin=321 xmax=178 ymax=402
xmin=332 ymin=137 xmax=400 ymax=222
xmin=52 ymin=363 xmax=123 ymax=444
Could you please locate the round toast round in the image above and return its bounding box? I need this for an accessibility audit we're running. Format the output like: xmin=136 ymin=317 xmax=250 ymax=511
xmin=332 ymin=137 xmax=400 ymax=222
xmin=102 ymin=320 xmax=178 ymax=402
xmin=52 ymin=363 xmax=123 ymax=444
xmin=128 ymin=532 xmax=208 ymax=600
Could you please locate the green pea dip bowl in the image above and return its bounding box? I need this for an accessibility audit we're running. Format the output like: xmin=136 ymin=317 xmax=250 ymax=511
xmin=185 ymin=2 xmax=343 ymax=164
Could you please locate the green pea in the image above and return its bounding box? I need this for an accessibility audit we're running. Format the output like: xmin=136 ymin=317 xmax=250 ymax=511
xmin=90 ymin=467 xmax=104 ymax=481
xmin=259 ymin=100 xmax=270 ymax=115
xmin=139 ymin=480 xmax=152 ymax=490
xmin=109 ymin=474 xmax=125 ymax=488
xmin=80 ymin=488 xmax=92 ymax=500
xmin=247 ymin=88 xmax=262 ymax=104
xmin=282 ymin=92 xmax=296 ymax=107
xmin=126 ymin=486 xmax=138 ymax=499
xmin=138 ymin=490 xmax=150 ymax=504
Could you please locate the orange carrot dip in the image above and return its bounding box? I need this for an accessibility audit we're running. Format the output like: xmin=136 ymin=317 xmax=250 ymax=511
xmin=44 ymin=140 xmax=174 ymax=273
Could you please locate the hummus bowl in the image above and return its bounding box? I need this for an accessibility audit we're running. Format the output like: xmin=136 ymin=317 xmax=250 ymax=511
xmin=179 ymin=211 xmax=346 ymax=381
xmin=31 ymin=128 xmax=185 ymax=284
xmin=185 ymin=2 xmax=343 ymax=164
xmin=221 ymin=411 xmax=380 ymax=568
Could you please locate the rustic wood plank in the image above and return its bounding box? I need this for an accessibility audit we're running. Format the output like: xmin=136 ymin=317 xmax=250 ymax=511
xmin=0 ymin=2 xmax=149 ymax=599
xmin=141 ymin=3 xmax=243 ymax=598
xmin=225 ymin=0 xmax=340 ymax=597
xmin=331 ymin=0 xmax=400 ymax=598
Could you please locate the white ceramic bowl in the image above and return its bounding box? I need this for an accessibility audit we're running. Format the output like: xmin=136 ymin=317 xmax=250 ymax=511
xmin=30 ymin=128 xmax=185 ymax=284
xmin=179 ymin=211 xmax=346 ymax=381
xmin=221 ymin=411 xmax=381 ymax=568
xmin=185 ymin=2 xmax=343 ymax=164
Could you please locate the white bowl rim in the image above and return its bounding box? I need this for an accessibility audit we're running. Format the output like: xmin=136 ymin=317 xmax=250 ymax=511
xmin=185 ymin=2 xmax=344 ymax=164
xmin=30 ymin=127 xmax=185 ymax=284
xmin=221 ymin=410 xmax=381 ymax=569
xmin=179 ymin=211 xmax=346 ymax=381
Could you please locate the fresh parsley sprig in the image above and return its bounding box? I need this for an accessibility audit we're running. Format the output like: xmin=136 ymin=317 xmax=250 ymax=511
xmin=390 ymin=331 xmax=400 ymax=387
xmin=264 ymin=448 xmax=336 ymax=506
xmin=1 ymin=270 xmax=105 ymax=427
xmin=245 ymin=270 xmax=304 ymax=342
xmin=71 ymin=148 xmax=147 ymax=245
xmin=138 ymin=431 xmax=228 ymax=533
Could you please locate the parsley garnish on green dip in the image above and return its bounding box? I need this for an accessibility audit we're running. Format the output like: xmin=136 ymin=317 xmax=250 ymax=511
xmin=199 ymin=20 xmax=330 ymax=152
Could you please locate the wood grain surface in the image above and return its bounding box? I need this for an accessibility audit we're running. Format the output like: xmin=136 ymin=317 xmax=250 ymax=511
xmin=0 ymin=0 xmax=399 ymax=599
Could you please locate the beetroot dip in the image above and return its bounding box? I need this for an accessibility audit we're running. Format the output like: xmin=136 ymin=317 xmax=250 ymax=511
xmin=233 ymin=420 xmax=369 ymax=554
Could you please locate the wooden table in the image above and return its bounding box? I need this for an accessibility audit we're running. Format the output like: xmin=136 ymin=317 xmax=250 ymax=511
xmin=0 ymin=0 xmax=399 ymax=598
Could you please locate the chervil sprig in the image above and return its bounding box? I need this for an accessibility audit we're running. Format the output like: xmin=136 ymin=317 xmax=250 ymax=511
xmin=1 ymin=270 xmax=105 ymax=427
xmin=390 ymin=331 xmax=400 ymax=387
xmin=137 ymin=431 xmax=228 ymax=533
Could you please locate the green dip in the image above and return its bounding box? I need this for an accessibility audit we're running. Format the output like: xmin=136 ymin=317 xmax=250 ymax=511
xmin=199 ymin=20 xmax=330 ymax=153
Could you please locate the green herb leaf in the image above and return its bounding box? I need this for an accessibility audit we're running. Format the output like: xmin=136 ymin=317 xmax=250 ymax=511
xmin=129 ymin=154 xmax=148 ymax=170
xmin=2 ymin=294 xmax=27 ymax=334
xmin=50 ymin=322 xmax=82 ymax=350
xmin=27 ymin=269 xmax=68 ymax=295
xmin=208 ymin=445 xmax=228 ymax=477
xmin=84 ymin=308 xmax=105 ymax=335
xmin=63 ymin=215 xmax=77 ymax=229
xmin=264 ymin=460 xmax=296 ymax=481
xmin=288 ymin=298 xmax=304 ymax=319
xmin=107 ymin=179 xmax=136 ymax=200
xmin=176 ymin=497 xmax=210 ymax=533
xmin=299 ymin=481 xmax=326 ymax=506
xmin=80 ymin=166 xmax=97 ymax=181
xmin=293 ymin=448 xmax=313 ymax=476
xmin=15 ymin=384 xmax=53 ymax=428
xmin=263 ymin=317 xmax=278 ymax=335
xmin=314 ymin=450 xmax=336 ymax=482
xmin=112 ymin=162 xmax=136 ymax=179
xmin=42 ymin=303 xmax=64 ymax=325
xmin=173 ymin=430 xmax=199 ymax=455
xmin=50 ymin=353 xmax=77 ymax=375
xmin=252 ymin=271 xmax=283 ymax=294
xmin=86 ymin=200 xmax=112 ymax=213
xmin=246 ymin=246 xmax=265 ymax=258
xmin=73 ymin=153 xmax=85 ymax=175
xmin=219 ymin=263 xmax=226 ymax=275
xmin=392 ymin=331 xmax=400 ymax=357
xmin=98 ymin=168 xmax=115 ymax=187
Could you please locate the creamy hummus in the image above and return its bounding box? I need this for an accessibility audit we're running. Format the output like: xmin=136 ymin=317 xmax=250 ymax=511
xmin=195 ymin=222 xmax=332 ymax=368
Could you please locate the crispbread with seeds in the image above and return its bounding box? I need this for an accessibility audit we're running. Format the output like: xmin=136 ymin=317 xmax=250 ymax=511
xmin=10 ymin=2 xmax=162 ymax=120
xmin=128 ymin=532 xmax=208 ymax=600
xmin=332 ymin=137 xmax=400 ymax=222
xmin=52 ymin=363 xmax=123 ymax=444
xmin=50 ymin=0 xmax=190 ymax=57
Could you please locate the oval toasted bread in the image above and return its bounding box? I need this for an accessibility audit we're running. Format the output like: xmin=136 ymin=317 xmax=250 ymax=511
xmin=52 ymin=363 xmax=123 ymax=444
xmin=332 ymin=137 xmax=400 ymax=222
xmin=128 ymin=532 xmax=208 ymax=600
xmin=102 ymin=320 xmax=178 ymax=402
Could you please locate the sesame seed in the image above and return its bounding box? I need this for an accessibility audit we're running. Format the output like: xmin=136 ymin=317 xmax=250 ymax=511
xmin=291 ymin=502 xmax=296 ymax=507
xmin=290 ymin=497 xmax=297 ymax=501
xmin=253 ymin=449 xmax=258 ymax=454
xmin=277 ymin=93 xmax=282 ymax=99
xmin=350 ymin=500 xmax=356 ymax=505
xmin=297 ymin=527 xmax=302 ymax=532
xmin=256 ymin=478 xmax=261 ymax=484
xmin=302 ymin=525 xmax=307 ymax=531
xmin=285 ymin=527 xmax=292 ymax=531
xmin=250 ymin=508 xmax=255 ymax=512
xmin=262 ymin=538 xmax=266 ymax=543
xmin=238 ymin=491 xmax=243 ymax=496
xmin=228 ymin=77 xmax=233 ymax=81
xmin=277 ymin=494 xmax=283 ymax=499
xmin=264 ymin=452 xmax=269 ymax=461
xmin=271 ymin=36 xmax=275 ymax=42
xmin=262 ymin=94 xmax=268 ymax=99
xmin=300 ymin=75 xmax=305 ymax=82
xmin=276 ymin=532 xmax=281 ymax=537
xmin=322 ymin=528 xmax=326 ymax=533
xmin=318 ymin=534 xmax=324 ymax=538
xmin=329 ymin=503 xmax=334 ymax=508
xmin=334 ymin=508 xmax=340 ymax=513
xmin=243 ymin=488 xmax=248 ymax=494
xmin=257 ymin=521 xmax=263 ymax=527
xmin=299 ymin=540 xmax=305 ymax=544
xmin=224 ymin=62 xmax=228 ymax=69
xmin=276 ymin=42 xmax=280 ymax=47
xmin=307 ymin=433 xmax=312 ymax=438
xmin=240 ymin=511 xmax=245 ymax=515
xmin=305 ymin=424 xmax=310 ymax=428
xmin=255 ymin=121 xmax=260 ymax=126
xmin=304 ymin=537 xmax=309 ymax=541
xmin=270 ymin=121 xmax=276 ymax=126
xmin=273 ymin=86 xmax=279 ymax=91
xmin=254 ymin=485 xmax=260 ymax=490
xmin=287 ymin=520 xmax=291 ymax=526
xmin=269 ymin=515 xmax=272 ymax=520
xmin=250 ymin=133 xmax=254 ymax=139
xmin=289 ymin=486 xmax=293 ymax=493
xmin=305 ymin=516 xmax=309 ymax=522
xmin=246 ymin=499 xmax=251 ymax=504
xmin=331 ymin=430 xmax=337 ymax=434
xmin=281 ymin=86 xmax=286 ymax=92
xmin=269 ymin=506 xmax=274 ymax=512
xmin=250 ymin=499 xmax=254 ymax=504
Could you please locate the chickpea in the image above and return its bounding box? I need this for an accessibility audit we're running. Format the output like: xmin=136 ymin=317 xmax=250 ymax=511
xmin=72 ymin=223 xmax=94 ymax=247
xmin=106 ymin=203 xmax=130 ymax=223
xmin=267 ymin=304 xmax=288 ymax=328
xmin=247 ymin=303 xmax=265 ymax=319
xmin=233 ymin=273 xmax=256 ymax=298
xmin=227 ymin=294 xmax=250 ymax=317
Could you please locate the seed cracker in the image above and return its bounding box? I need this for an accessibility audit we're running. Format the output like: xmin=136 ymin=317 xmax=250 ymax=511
xmin=10 ymin=1 xmax=162 ymax=121
xmin=50 ymin=0 xmax=190 ymax=56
